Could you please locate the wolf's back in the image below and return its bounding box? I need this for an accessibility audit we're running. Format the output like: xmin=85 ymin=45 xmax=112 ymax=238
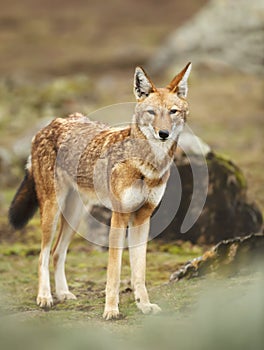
xmin=8 ymin=169 xmax=39 ymax=229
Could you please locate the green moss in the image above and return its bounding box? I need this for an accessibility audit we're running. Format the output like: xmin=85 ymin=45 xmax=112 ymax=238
xmin=208 ymin=153 xmax=247 ymax=189
xmin=155 ymin=241 xmax=203 ymax=257
xmin=0 ymin=243 xmax=40 ymax=256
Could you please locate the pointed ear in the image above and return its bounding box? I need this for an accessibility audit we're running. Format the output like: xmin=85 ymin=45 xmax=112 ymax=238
xmin=134 ymin=66 xmax=156 ymax=100
xmin=167 ymin=62 xmax=192 ymax=98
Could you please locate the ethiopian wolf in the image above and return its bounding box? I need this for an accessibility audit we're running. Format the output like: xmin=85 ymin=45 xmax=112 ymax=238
xmin=9 ymin=63 xmax=192 ymax=320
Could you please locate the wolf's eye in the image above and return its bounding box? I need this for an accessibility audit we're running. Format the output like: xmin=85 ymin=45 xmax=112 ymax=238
xmin=147 ymin=109 xmax=155 ymax=116
xmin=170 ymin=108 xmax=178 ymax=114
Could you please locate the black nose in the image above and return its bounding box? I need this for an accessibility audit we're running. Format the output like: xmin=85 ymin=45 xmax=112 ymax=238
xmin=158 ymin=129 xmax=170 ymax=140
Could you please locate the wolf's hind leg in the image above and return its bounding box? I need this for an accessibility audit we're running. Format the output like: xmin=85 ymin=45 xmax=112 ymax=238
xmin=37 ymin=197 xmax=60 ymax=308
xmin=52 ymin=190 xmax=83 ymax=301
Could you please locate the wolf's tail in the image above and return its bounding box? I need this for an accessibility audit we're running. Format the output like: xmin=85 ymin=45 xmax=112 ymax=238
xmin=8 ymin=169 xmax=39 ymax=229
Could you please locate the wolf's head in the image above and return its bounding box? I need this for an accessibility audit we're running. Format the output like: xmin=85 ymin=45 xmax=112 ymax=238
xmin=133 ymin=62 xmax=191 ymax=142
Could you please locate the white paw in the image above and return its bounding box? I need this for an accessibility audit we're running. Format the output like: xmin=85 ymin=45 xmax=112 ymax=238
xmin=136 ymin=302 xmax=162 ymax=315
xmin=37 ymin=295 xmax=53 ymax=309
xmin=56 ymin=291 xmax=77 ymax=301
xmin=103 ymin=308 xmax=120 ymax=320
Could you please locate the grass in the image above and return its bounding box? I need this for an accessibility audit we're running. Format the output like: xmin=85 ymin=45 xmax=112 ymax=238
xmin=0 ymin=242 xmax=263 ymax=350
xmin=0 ymin=227 xmax=262 ymax=320
xmin=0 ymin=236 xmax=203 ymax=314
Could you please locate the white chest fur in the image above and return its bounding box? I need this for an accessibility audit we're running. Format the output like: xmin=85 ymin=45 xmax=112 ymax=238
xmin=120 ymin=181 xmax=167 ymax=213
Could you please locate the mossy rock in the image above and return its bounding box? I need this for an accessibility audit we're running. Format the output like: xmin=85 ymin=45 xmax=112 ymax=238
xmin=157 ymin=152 xmax=262 ymax=244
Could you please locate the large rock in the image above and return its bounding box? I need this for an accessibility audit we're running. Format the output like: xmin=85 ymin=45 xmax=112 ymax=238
xmin=157 ymin=152 xmax=262 ymax=244
xmin=148 ymin=0 xmax=264 ymax=75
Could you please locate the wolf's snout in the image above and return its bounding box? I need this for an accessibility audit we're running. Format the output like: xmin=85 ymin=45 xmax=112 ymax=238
xmin=158 ymin=129 xmax=170 ymax=140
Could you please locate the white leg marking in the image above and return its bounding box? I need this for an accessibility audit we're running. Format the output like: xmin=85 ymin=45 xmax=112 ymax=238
xmin=128 ymin=219 xmax=161 ymax=315
xmin=103 ymin=222 xmax=126 ymax=320
xmin=37 ymin=246 xmax=54 ymax=308
xmin=53 ymin=219 xmax=77 ymax=301
xmin=37 ymin=200 xmax=60 ymax=308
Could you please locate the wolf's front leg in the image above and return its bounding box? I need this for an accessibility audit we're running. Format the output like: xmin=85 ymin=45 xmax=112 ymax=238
xmin=103 ymin=212 xmax=128 ymax=320
xmin=128 ymin=216 xmax=161 ymax=315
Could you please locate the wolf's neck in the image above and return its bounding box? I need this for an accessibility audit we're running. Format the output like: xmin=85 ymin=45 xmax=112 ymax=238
xmin=130 ymin=122 xmax=146 ymax=140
